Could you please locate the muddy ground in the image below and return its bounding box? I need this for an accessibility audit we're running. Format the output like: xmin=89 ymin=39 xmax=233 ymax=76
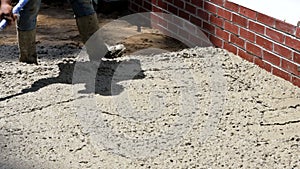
xmin=0 ymin=3 xmax=300 ymax=169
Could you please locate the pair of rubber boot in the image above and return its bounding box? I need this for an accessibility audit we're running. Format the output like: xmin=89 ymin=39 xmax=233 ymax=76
xmin=18 ymin=13 xmax=125 ymax=64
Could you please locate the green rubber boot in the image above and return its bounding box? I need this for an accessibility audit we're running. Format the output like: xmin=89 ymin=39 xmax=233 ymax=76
xmin=76 ymin=13 xmax=126 ymax=60
xmin=18 ymin=29 xmax=38 ymax=64
xmin=76 ymin=13 xmax=100 ymax=44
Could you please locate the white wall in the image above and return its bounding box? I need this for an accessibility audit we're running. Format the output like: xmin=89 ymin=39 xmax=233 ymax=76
xmin=229 ymin=0 xmax=300 ymax=25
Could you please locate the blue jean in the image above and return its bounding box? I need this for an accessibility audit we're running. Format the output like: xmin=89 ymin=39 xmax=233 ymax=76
xmin=17 ymin=0 xmax=96 ymax=31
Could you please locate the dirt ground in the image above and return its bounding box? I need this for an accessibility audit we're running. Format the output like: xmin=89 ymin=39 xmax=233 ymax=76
xmin=0 ymin=3 xmax=300 ymax=169
xmin=0 ymin=3 xmax=187 ymax=60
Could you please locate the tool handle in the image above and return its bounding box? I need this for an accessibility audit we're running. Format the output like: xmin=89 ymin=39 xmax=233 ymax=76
xmin=0 ymin=0 xmax=29 ymax=31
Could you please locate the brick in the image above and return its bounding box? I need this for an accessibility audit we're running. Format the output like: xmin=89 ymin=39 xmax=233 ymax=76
xmin=239 ymin=28 xmax=255 ymax=42
xmin=167 ymin=4 xmax=178 ymax=15
xmin=172 ymin=15 xmax=184 ymax=28
xmin=151 ymin=13 xmax=160 ymax=22
xmin=296 ymin=27 xmax=300 ymax=38
xmin=189 ymin=34 xmax=205 ymax=46
xmin=197 ymin=9 xmax=209 ymax=21
xmin=232 ymin=13 xmax=248 ymax=27
xmin=256 ymin=35 xmax=273 ymax=51
xmin=230 ymin=34 xmax=245 ymax=48
xmin=272 ymin=67 xmax=291 ymax=81
xmin=282 ymin=59 xmax=300 ymax=76
xmin=275 ymin=19 xmax=296 ymax=35
xmin=178 ymin=29 xmax=189 ymax=39
xmin=154 ymin=24 xmax=171 ymax=37
xmin=249 ymin=21 xmax=265 ymax=35
xmin=224 ymin=1 xmax=239 ymax=12
xmin=190 ymin=15 xmax=202 ymax=27
xmin=157 ymin=16 xmax=168 ymax=28
xmin=157 ymin=0 xmax=167 ymax=9
xmin=183 ymin=22 xmax=196 ymax=33
xmin=239 ymin=6 xmax=256 ymax=20
xmin=274 ymin=44 xmax=293 ymax=60
xmin=143 ymin=1 xmax=152 ymax=10
xmin=257 ymin=13 xmax=275 ymax=27
xmin=246 ymin=42 xmax=262 ymax=57
xmin=254 ymin=57 xmax=272 ymax=72
xmin=178 ymin=10 xmax=190 ymax=21
xmin=174 ymin=0 xmax=184 ymax=8
xmin=204 ymin=2 xmax=217 ymax=14
xmin=138 ymin=6 xmax=147 ymax=12
xmin=294 ymin=52 xmax=300 ymax=64
xmin=210 ymin=15 xmax=224 ymax=28
xmin=263 ymin=51 xmax=281 ymax=66
xmin=203 ymin=21 xmax=215 ymax=34
xmin=238 ymin=49 xmax=254 ymax=62
xmin=196 ymin=28 xmax=208 ymax=38
xmin=217 ymin=8 xmax=231 ymax=20
xmin=203 ymin=31 xmax=209 ymax=37
xmin=191 ymin=0 xmax=204 ymax=8
xmin=265 ymin=28 xmax=285 ymax=43
xmin=292 ymin=76 xmax=300 ymax=88
xmin=185 ymin=2 xmax=196 ymax=14
xmin=215 ymin=27 xmax=229 ymax=41
xmin=210 ymin=35 xmax=223 ymax=48
xmin=285 ymin=36 xmax=300 ymax=51
xmin=168 ymin=22 xmax=179 ymax=34
xmin=152 ymin=6 xmax=163 ymax=12
xmin=224 ymin=21 xmax=239 ymax=35
xmin=210 ymin=0 xmax=224 ymax=6
xmin=224 ymin=42 xmax=237 ymax=55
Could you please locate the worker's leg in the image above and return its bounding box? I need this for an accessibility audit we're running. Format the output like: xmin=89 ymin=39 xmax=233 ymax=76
xmin=69 ymin=0 xmax=125 ymax=60
xmin=70 ymin=0 xmax=109 ymax=60
xmin=69 ymin=0 xmax=100 ymax=43
xmin=17 ymin=0 xmax=41 ymax=64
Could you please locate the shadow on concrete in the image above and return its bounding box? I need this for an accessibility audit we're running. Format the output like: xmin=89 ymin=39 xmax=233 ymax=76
xmin=0 ymin=59 xmax=146 ymax=102
xmin=0 ymin=43 xmax=83 ymax=61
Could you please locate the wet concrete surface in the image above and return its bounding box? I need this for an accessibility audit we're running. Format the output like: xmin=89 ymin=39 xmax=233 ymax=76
xmin=0 ymin=3 xmax=300 ymax=169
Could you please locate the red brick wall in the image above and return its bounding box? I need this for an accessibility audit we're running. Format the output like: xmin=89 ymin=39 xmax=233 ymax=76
xmin=129 ymin=0 xmax=300 ymax=88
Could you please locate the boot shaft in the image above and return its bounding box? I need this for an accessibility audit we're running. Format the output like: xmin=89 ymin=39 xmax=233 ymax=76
xmin=76 ymin=13 xmax=100 ymax=43
xmin=18 ymin=29 xmax=38 ymax=64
